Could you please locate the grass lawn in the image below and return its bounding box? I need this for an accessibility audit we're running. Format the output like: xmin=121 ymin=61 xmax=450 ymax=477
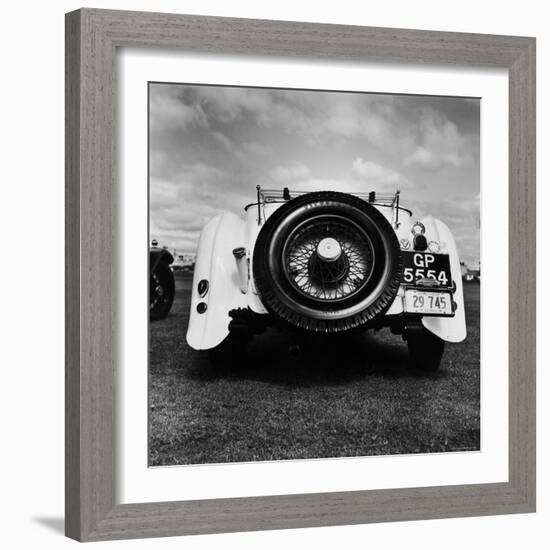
xmin=149 ymin=274 xmax=480 ymax=466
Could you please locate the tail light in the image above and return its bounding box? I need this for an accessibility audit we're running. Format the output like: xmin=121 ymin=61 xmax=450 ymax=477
xmin=413 ymin=234 xmax=428 ymax=251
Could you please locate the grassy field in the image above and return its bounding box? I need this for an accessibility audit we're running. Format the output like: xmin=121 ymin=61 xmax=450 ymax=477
xmin=149 ymin=274 xmax=480 ymax=466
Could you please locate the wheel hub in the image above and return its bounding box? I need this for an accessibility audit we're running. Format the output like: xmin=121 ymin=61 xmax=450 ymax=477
xmin=316 ymin=237 xmax=342 ymax=262
xmin=309 ymin=243 xmax=349 ymax=285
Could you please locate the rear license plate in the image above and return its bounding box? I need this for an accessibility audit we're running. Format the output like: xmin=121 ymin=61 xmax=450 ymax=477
xmin=402 ymin=251 xmax=452 ymax=287
xmin=404 ymin=290 xmax=453 ymax=315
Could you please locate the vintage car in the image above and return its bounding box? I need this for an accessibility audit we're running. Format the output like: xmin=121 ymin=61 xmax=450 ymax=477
xmin=150 ymin=240 xmax=175 ymax=321
xmin=187 ymin=188 xmax=466 ymax=371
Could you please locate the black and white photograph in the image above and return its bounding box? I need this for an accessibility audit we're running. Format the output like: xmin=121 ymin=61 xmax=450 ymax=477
xmin=148 ymin=83 xmax=481 ymax=467
xmin=1 ymin=0 xmax=542 ymax=546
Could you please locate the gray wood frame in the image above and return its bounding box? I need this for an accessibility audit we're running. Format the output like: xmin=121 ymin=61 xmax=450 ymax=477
xmin=65 ymin=8 xmax=536 ymax=542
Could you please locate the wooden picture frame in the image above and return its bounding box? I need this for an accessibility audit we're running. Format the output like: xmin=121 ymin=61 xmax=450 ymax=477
xmin=65 ymin=8 xmax=536 ymax=542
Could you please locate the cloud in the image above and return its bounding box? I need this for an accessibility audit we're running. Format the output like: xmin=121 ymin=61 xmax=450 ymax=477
xmin=150 ymin=177 xmax=179 ymax=210
xmin=149 ymin=86 xmax=209 ymax=135
xmin=404 ymin=145 xmax=471 ymax=171
xmin=269 ymin=162 xmax=311 ymax=183
xmin=196 ymin=86 xmax=276 ymax=124
xmin=323 ymin=96 xmax=394 ymax=145
xmin=351 ymin=157 xmax=408 ymax=192
xmin=242 ymin=142 xmax=271 ymax=155
xmin=404 ymin=147 xmax=437 ymax=168
xmin=149 ymin=84 xmax=480 ymax=263
xmin=404 ymin=114 xmax=474 ymax=171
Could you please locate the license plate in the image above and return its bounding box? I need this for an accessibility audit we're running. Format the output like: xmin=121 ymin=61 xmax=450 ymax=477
xmin=404 ymin=290 xmax=453 ymax=315
xmin=402 ymin=251 xmax=452 ymax=287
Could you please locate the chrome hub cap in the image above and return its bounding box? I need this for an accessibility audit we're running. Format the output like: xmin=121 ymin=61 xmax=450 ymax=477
xmin=316 ymin=237 xmax=342 ymax=262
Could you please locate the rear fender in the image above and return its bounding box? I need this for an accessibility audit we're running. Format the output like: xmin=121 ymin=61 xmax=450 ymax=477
xmin=419 ymin=216 xmax=467 ymax=343
xmin=186 ymin=212 xmax=248 ymax=350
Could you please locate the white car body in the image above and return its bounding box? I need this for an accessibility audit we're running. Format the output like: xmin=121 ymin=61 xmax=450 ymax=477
xmin=187 ymin=188 xmax=466 ymax=351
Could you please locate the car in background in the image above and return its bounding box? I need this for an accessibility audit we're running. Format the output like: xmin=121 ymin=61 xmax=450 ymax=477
xmin=461 ymin=262 xmax=481 ymax=283
xmin=171 ymin=253 xmax=196 ymax=273
xmin=150 ymin=240 xmax=175 ymax=321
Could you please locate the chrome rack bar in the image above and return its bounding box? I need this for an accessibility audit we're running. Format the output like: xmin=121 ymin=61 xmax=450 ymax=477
xmin=256 ymin=185 xmax=261 ymax=225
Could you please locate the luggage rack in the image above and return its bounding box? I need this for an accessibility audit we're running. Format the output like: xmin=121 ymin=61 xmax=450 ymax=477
xmin=253 ymin=186 xmax=413 ymax=227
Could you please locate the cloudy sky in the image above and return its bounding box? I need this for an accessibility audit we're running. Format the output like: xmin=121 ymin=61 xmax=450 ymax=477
xmin=149 ymin=83 xmax=480 ymax=267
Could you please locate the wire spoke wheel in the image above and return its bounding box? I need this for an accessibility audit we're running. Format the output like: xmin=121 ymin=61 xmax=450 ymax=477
xmin=253 ymin=191 xmax=402 ymax=333
xmin=284 ymin=218 xmax=374 ymax=301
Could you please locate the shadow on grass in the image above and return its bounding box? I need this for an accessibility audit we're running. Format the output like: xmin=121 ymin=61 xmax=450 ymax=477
xmin=187 ymin=329 xmax=447 ymax=387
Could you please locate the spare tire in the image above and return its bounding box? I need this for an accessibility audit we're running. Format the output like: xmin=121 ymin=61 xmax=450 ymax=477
xmin=253 ymin=191 xmax=402 ymax=333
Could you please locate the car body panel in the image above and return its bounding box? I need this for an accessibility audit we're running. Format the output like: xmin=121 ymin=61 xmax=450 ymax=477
xmin=419 ymin=217 xmax=466 ymax=343
xmin=186 ymin=212 xmax=248 ymax=350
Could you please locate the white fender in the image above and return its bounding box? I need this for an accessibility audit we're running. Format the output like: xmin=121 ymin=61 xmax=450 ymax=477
xmin=420 ymin=216 xmax=467 ymax=343
xmin=186 ymin=212 xmax=248 ymax=350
